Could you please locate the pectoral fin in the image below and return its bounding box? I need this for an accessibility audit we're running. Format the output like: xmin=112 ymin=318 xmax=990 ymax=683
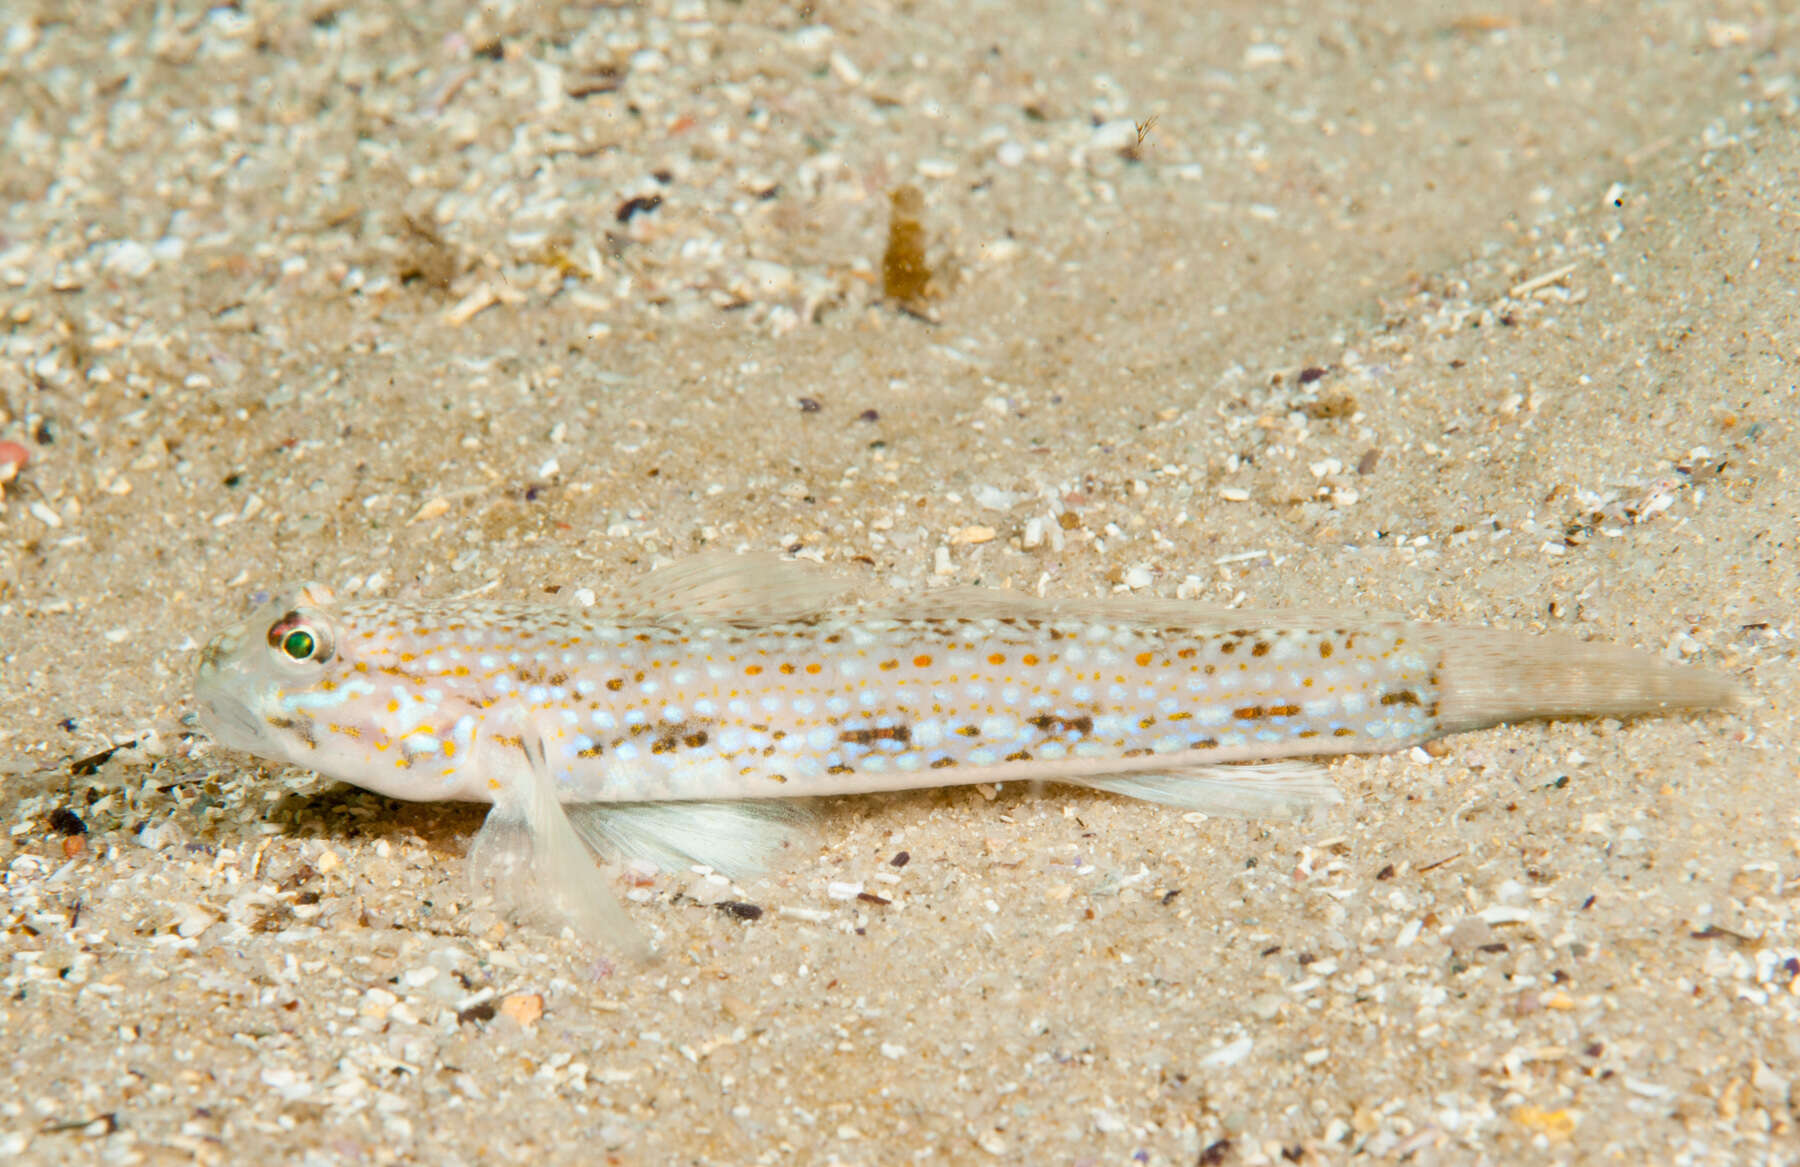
xmin=466 ymin=733 xmax=648 ymax=959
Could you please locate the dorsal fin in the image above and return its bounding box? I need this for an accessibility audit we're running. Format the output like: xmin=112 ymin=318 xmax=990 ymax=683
xmin=614 ymin=552 xmax=863 ymax=625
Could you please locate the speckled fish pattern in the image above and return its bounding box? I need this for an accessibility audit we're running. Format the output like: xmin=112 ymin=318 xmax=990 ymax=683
xmin=193 ymin=555 xmax=1733 ymax=812
xmin=204 ymin=601 xmax=1436 ymax=801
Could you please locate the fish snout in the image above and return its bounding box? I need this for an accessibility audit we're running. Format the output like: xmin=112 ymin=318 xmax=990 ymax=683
xmin=196 ymin=622 xmax=248 ymax=678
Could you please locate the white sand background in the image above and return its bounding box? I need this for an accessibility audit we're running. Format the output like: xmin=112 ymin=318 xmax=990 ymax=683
xmin=2 ymin=1 xmax=1796 ymax=1162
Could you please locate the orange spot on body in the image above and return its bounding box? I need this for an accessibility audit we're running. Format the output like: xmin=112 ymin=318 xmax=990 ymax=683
xmin=987 ymin=653 xmax=1006 ymax=666
xmin=913 ymin=654 xmax=933 ymax=668
xmin=1021 ymin=654 xmax=1039 ymax=666
xmin=1134 ymin=652 xmax=1153 ymax=668
xmin=745 ymin=664 xmax=763 ymax=676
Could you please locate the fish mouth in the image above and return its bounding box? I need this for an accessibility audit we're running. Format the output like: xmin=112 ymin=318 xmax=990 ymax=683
xmin=192 ymin=622 xmax=271 ymax=754
xmin=194 ymin=689 xmax=270 ymax=754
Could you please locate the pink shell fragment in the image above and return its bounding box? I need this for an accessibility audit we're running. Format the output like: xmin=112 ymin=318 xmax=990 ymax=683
xmin=0 ymin=440 xmax=28 ymax=483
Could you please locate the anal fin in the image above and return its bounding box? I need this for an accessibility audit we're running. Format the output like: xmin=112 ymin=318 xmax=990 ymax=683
xmin=566 ymin=799 xmax=812 ymax=878
xmin=1070 ymin=761 xmax=1341 ymax=818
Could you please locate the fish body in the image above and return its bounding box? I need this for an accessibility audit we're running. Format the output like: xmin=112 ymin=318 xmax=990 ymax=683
xmin=193 ymin=554 xmax=1736 ymax=950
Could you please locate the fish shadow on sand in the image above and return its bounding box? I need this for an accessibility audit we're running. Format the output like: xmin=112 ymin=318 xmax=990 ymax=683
xmin=265 ymin=784 xmax=487 ymax=859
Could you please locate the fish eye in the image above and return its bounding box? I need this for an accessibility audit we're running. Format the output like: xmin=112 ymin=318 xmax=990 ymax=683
xmin=267 ymin=610 xmax=332 ymax=665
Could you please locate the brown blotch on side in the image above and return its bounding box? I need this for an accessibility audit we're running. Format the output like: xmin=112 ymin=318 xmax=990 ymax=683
xmin=930 ymin=757 xmax=957 ymax=769
xmin=1379 ymin=690 xmax=1421 ymax=707
xmin=840 ymin=725 xmax=912 ymax=746
xmin=1028 ymin=713 xmax=1094 ymax=736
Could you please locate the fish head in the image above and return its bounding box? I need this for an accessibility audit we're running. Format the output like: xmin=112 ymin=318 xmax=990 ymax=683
xmin=194 ymin=584 xmax=345 ymax=760
xmin=195 ymin=584 xmax=456 ymax=799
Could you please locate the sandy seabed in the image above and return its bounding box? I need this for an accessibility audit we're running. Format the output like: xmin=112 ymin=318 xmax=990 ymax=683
xmin=2 ymin=2 xmax=1798 ymax=1163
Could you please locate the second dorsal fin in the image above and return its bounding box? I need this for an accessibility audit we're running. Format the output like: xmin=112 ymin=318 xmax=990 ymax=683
xmin=616 ymin=552 xmax=863 ymax=625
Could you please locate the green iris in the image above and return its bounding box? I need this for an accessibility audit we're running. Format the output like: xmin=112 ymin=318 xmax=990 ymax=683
xmin=281 ymin=629 xmax=317 ymax=660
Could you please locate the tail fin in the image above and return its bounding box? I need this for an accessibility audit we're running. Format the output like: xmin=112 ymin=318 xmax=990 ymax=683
xmin=1427 ymin=628 xmax=1739 ymax=735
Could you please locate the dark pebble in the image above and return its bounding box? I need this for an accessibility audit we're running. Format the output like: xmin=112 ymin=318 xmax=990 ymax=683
xmin=616 ymin=194 xmax=663 ymax=222
xmin=48 ymin=809 xmax=87 ymax=836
